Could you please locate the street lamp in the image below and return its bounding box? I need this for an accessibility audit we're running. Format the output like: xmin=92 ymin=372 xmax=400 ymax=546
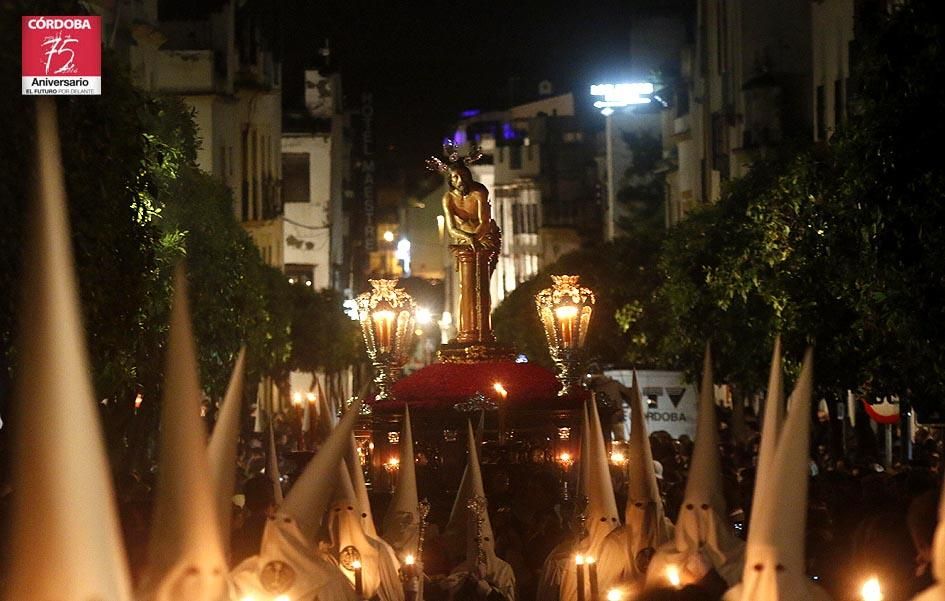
xmin=356 ymin=279 xmax=417 ymax=401
xmin=536 ymin=275 xmax=595 ymax=394
xmin=589 ymin=82 xmax=654 ymax=241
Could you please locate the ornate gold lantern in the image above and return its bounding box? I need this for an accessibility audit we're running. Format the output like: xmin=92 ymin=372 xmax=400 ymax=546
xmin=536 ymin=275 xmax=595 ymax=394
xmin=356 ymin=279 xmax=417 ymax=400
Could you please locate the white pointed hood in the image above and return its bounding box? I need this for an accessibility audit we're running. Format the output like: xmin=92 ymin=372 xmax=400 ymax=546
xmin=266 ymin=421 xmax=284 ymax=505
xmin=585 ymin=395 xmax=621 ymax=552
xmin=596 ymin=370 xmax=675 ymax=593
xmin=329 ymin=461 xmax=404 ymax=601
xmin=726 ymin=348 xmax=832 ymax=601
xmin=207 ymin=347 xmax=246 ymax=560
xmin=558 ymin=398 xmax=620 ymax=601
xmin=316 ymin=392 xmax=338 ymax=440
xmin=383 ymin=405 xmax=421 ymax=557
xmin=449 ymin=421 xmax=517 ymax=600
xmin=4 ymin=98 xmax=133 ymax=601
xmin=229 ymin=400 xmax=363 ymax=601
xmin=137 ymin=266 xmax=228 ymax=601
xmin=253 ymin=385 xmax=265 ymax=434
xmin=625 ymin=370 xmax=673 ymax=572
xmin=649 ymin=343 xmax=744 ymax=588
xmin=752 ymin=337 xmax=784 ymax=525
xmin=445 ymin=411 xmax=485 ymax=561
xmin=346 ymin=432 xmax=378 ymax=537
xmin=577 ymin=401 xmax=591 ymax=502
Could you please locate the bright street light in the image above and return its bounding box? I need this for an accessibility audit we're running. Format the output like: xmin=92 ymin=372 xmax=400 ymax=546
xmin=590 ymin=81 xmax=655 ymax=241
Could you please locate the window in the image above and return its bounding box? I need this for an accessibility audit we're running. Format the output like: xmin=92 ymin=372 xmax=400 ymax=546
xmin=816 ymin=85 xmax=826 ymax=140
xmin=282 ymin=153 xmax=310 ymax=203
xmin=509 ymin=145 xmax=522 ymax=170
xmin=286 ymin=264 xmax=316 ymax=287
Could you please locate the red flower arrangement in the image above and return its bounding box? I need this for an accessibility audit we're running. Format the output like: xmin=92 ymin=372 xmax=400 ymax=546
xmin=371 ymin=360 xmax=588 ymax=411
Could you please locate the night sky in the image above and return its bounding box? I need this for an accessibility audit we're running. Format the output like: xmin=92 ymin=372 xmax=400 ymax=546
xmin=280 ymin=0 xmax=674 ymax=175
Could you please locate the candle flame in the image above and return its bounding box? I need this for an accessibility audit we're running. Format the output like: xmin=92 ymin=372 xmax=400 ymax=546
xmin=352 ymin=559 xmax=362 ymax=570
xmin=665 ymin=564 xmax=681 ymax=588
xmin=306 ymin=392 xmax=317 ymax=403
xmin=861 ymin=577 xmax=884 ymax=601
xmin=606 ymin=589 xmax=623 ymax=601
xmin=240 ymin=596 xmax=256 ymax=601
xmin=493 ymin=382 xmax=508 ymax=398
xmin=555 ymin=305 xmax=579 ymax=319
xmin=274 ymin=596 xmax=290 ymax=601
xmin=291 ymin=392 xmax=303 ymax=406
xmin=585 ymin=556 xmax=596 ymax=565
xmin=404 ymin=554 xmax=415 ymax=566
xmin=134 ymin=393 xmax=143 ymax=409
xmin=610 ymin=451 xmax=626 ymax=464
xmin=559 ymin=452 xmax=572 ymax=462
xmin=575 ymin=554 xmax=585 ymax=566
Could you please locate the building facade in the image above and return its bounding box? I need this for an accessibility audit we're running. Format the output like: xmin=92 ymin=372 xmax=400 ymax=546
xmin=663 ymin=0 xmax=813 ymax=225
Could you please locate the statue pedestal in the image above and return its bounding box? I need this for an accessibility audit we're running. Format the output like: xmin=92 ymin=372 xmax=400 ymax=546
xmin=451 ymin=244 xmax=495 ymax=344
xmin=439 ymin=244 xmax=515 ymax=363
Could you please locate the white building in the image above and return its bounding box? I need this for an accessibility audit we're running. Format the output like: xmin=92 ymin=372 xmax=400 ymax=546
xmin=280 ymin=70 xmax=345 ymax=292
xmin=663 ymin=0 xmax=813 ymax=225
xmin=101 ymin=0 xmax=286 ymax=411
xmin=449 ymin=92 xmax=595 ymax=317
xmin=102 ymin=0 xmax=284 ymax=267
xmin=811 ymin=0 xmax=856 ymax=142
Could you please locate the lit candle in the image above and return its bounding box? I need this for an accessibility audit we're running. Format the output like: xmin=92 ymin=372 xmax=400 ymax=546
xmin=404 ymin=554 xmax=418 ymax=599
xmin=555 ymin=304 xmax=579 ymax=348
xmin=494 ymin=382 xmax=509 ymax=445
xmin=665 ymin=564 xmax=681 ymax=589
xmin=291 ymin=392 xmax=305 ymax=451
xmin=273 ymin=596 xmax=289 ymax=601
xmin=575 ymin=555 xmax=586 ymax=601
xmin=586 ymin=556 xmax=599 ymax=601
xmin=606 ymin=589 xmax=623 ymax=601
xmin=134 ymin=392 xmax=143 ymax=415
xmin=861 ymin=577 xmax=884 ymax=601
xmin=352 ymin=559 xmax=363 ymax=596
xmin=373 ymin=309 xmax=396 ymax=351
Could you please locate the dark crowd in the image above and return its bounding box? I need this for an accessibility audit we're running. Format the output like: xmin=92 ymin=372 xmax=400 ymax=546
xmin=48 ymin=402 xmax=941 ymax=601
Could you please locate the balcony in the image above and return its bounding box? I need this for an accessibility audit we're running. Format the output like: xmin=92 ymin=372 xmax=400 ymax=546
xmin=155 ymin=49 xmax=216 ymax=93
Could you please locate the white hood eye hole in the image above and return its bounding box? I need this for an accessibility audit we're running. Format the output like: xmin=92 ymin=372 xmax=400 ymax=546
xmin=347 ymin=506 xmax=354 ymax=511
xmin=685 ymin=503 xmax=694 ymax=510
xmin=700 ymin=504 xmax=709 ymax=510
xmin=753 ymin=563 xmax=764 ymax=571
xmin=775 ymin=564 xmax=786 ymax=572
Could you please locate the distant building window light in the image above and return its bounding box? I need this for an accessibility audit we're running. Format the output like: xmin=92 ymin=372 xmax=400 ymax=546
xmin=460 ymin=109 xmax=481 ymax=118
xmin=453 ymin=129 xmax=467 ymax=147
xmin=502 ymin=122 xmax=516 ymax=140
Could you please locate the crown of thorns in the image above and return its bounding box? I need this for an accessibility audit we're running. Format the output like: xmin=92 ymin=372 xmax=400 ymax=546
xmin=425 ymin=139 xmax=483 ymax=174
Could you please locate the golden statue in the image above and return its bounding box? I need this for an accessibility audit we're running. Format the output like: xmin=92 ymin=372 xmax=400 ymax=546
xmin=427 ymin=141 xmax=501 ymax=350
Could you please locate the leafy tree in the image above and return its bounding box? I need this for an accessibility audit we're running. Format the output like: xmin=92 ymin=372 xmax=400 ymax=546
xmin=493 ymin=232 xmax=664 ymax=368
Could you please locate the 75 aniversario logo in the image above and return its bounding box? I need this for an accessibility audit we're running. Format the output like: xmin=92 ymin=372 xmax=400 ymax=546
xmin=22 ymin=16 xmax=101 ymax=96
